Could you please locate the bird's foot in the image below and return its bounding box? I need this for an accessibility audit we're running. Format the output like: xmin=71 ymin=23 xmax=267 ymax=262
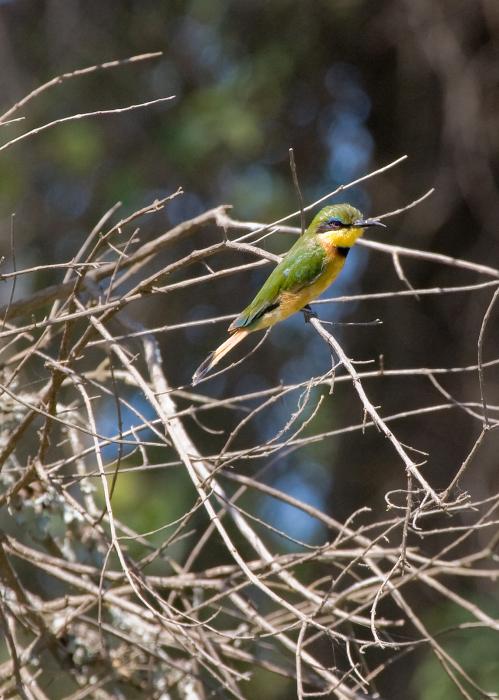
xmin=301 ymin=305 xmax=318 ymax=324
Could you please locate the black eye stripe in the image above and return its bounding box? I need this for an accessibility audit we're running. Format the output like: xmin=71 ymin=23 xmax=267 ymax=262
xmin=326 ymin=217 xmax=352 ymax=228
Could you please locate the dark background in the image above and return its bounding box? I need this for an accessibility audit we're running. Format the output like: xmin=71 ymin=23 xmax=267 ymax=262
xmin=1 ymin=1 xmax=499 ymax=698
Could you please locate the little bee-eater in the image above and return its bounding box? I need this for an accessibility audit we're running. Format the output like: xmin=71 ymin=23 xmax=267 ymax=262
xmin=192 ymin=203 xmax=385 ymax=384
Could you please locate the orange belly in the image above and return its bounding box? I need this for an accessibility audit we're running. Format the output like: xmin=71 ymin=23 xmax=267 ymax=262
xmin=252 ymin=252 xmax=346 ymax=330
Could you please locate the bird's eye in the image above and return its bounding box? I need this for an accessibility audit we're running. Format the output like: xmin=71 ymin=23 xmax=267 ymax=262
xmin=327 ymin=218 xmax=345 ymax=228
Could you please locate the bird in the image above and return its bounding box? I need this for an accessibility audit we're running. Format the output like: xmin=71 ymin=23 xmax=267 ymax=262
xmin=192 ymin=203 xmax=386 ymax=385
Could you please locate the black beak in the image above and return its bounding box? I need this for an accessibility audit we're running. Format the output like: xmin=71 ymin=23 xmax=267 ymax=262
xmin=354 ymin=218 xmax=387 ymax=228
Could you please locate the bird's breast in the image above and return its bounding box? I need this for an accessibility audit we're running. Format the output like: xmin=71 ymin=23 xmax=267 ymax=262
xmin=317 ymin=250 xmax=347 ymax=291
xmin=316 ymin=235 xmax=350 ymax=269
xmin=317 ymin=232 xmax=338 ymax=255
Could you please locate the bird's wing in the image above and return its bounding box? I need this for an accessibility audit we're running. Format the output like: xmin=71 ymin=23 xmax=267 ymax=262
xmin=230 ymin=239 xmax=326 ymax=329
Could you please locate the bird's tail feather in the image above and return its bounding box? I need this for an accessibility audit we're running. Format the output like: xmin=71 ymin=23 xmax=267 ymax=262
xmin=192 ymin=330 xmax=249 ymax=385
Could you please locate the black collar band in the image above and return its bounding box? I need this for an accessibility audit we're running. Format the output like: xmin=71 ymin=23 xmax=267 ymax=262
xmin=337 ymin=246 xmax=350 ymax=257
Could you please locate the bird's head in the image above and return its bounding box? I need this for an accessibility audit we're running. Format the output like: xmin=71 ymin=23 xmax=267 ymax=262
xmin=311 ymin=203 xmax=386 ymax=247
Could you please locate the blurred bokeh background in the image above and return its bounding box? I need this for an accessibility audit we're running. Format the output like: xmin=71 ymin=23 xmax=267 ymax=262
xmin=1 ymin=1 xmax=499 ymax=698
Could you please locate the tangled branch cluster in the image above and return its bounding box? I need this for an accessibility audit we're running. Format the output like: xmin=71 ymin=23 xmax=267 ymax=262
xmin=0 ymin=56 xmax=498 ymax=700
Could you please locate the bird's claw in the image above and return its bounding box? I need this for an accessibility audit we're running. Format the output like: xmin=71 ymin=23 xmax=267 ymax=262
xmin=302 ymin=305 xmax=318 ymax=324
